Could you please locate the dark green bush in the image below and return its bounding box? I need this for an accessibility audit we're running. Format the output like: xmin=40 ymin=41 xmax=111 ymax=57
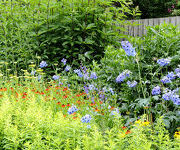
xmin=0 ymin=0 xmax=138 ymax=75
xmin=132 ymin=0 xmax=177 ymax=18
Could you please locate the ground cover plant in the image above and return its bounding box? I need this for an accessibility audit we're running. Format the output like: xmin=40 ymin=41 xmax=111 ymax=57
xmin=0 ymin=71 xmax=179 ymax=149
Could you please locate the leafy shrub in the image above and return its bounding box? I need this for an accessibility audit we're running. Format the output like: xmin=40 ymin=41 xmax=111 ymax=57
xmin=95 ymin=23 xmax=180 ymax=134
xmin=0 ymin=0 xmax=138 ymax=75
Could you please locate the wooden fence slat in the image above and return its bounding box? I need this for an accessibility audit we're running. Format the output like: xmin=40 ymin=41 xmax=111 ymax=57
xmin=120 ymin=16 xmax=180 ymax=37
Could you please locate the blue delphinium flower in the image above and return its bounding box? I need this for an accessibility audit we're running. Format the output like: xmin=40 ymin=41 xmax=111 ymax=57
xmin=61 ymin=58 xmax=67 ymax=65
xmin=39 ymin=61 xmax=48 ymax=68
xmin=109 ymin=88 xmax=114 ymax=95
xmin=177 ymin=73 xmax=180 ymax=78
xmin=31 ymin=70 xmax=36 ymax=75
xmin=171 ymin=94 xmax=180 ymax=105
xmin=116 ymin=73 xmax=126 ymax=83
xmin=37 ymin=75 xmax=41 ymax=81
xmin=87 ymin=125 xmax=91 ymax=129
xmin=65 ymin=65 xmax=71 ymax=72
xmin=152 ymin=86 xmax=161 ymax=95
xmin=116 ymin=70 xmax=131 ymax=83
xmin=68 ymin=105 xmax=78 ymax=115
xmin=161 ymin=76 xmax=172 ymax=84
xmin=162 ymin=92 xmax=172 ymax=101
xmin=127 ymin=80 xmax=137 ymax=87
xmin=81 ymin=114 xmax=92 ymax=123
xmin=121 ymin=41 xmax=136 ymax=56
xmin=175 ymin=68 xmax=180 ymax=74
xmin=162 ymin=88 xmax=180 ymax=105
xmin=74 ymin=69 xmax=83 ymax=77
xmin=84 ymin=72 xmax=89 ymax=80
xmin=90 ymin=72 xmax=97 ymax=79
xmin=88 ymin=84 xmax=95 ymax=91
xmin=167 ymin=72 xmax=176 ymax=80
xmin=157 ymin=58 xmax=171 ymax=67
xmin=52 ymin=75 xmax=60 ymax=80
xmin=81 ymin=65 xmax=88 ymax=74
xmin=84 ymin=85 xmax=89 ymax=94
xmin=99 ymin=93 xmax=105 ymax=100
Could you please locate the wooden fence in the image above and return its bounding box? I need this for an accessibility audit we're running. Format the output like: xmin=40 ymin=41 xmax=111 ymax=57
xmin=121 ymin=16 xmax=180 ymax=37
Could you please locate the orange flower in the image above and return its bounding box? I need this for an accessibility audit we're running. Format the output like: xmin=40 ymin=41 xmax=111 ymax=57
xmin=22 ymin=96 xmax=26 ymax=99
xmin=89 ymin=102 xmax=95 ymax=106
xmin=66 ymin=103 xmax=71 ymax=107
xmin=56 ymin=102 xmax=61 ymax=105
xmin=110 ymin=107 xmax=115 ymax=110
xmin=94 ymin=107 xmax=100 ymax=112
xmin=61 ymin=104 xmax=66 ymax=107
xmin=63 ymin=87 xmax=68 ymax=91
xmin=73 ymin=116 xmax=78 ymax=119
xmin=45 ymin=88 xmax=50 ymax=91
xmin=125 ymin=130 xmax=131 ymax=135
xmin=99 ymin=101 xmax=103 ymax=104
xmin=23 ymin=92 xmax=27 ymax=96
xmin=122 ymin=126 xmax=127 ymax=130
xmin=63 ymin=95 xmax=68 ymax=99
xmin=0 ymin=88 xmax=7 ymax=92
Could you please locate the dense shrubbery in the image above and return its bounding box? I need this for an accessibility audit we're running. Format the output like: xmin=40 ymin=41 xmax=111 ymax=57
xmin=0 ymin=0 xmax=138 ymax=75
xmin=91 ymin=23 xmax=180 ymax=134
xmin=132 ymin=0 xmax=179 ymax=18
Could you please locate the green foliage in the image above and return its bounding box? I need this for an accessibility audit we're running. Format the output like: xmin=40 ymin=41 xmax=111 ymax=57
xmin=95 ymin=23 xmax=180 ymax=133
xmin=0 ymin=0 xmax=138 ymax=75
xmin=0 ymin=79 xmax=179 ymax=149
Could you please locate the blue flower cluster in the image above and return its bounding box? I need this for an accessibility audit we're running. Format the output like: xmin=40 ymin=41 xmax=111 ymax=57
xmin=52 ymin=75 xmax=60 ymax=80
xmin=88 ymin=84 xmax=95 ymax=91
xmin=157 ymin=58 xmax=171 ymax=67
xmin=167 ymin=72 xmax=176 ymax=80
xmin=65 ymin=65 xmax=71 ymax=72
xmin=68 ymin=105 xmax=78 ymax=114
xmin=121 ymin=41 xmax=136 ymax=56
xmin=161 ymin=68 xmax=179 ymax=84
xmin=90 ymin=72 xmax=97 ymax=79
xmin=39 ymin=61 xmax=48 ymax=68
xmin=74 ymin=69 xmax=83 ymax=77
xmin=162 ymin=88 xmax=180 ymax=105
xmin=127 ymin=80 xmax=137 ymax=87
xmin=81 ymin=114 xmax=92 ymax=123
xmin=175 ymin=67 xmax=180 ymax=78
xmin=61 ymin=58 xmax=67 ymax=65
xmin=152 ymin=86 xmax=161 ymax=95
xmin=161 ymin=76 xmax=172 ymax=84
xmin=116 ymin=70 xmax=131 ymax=83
